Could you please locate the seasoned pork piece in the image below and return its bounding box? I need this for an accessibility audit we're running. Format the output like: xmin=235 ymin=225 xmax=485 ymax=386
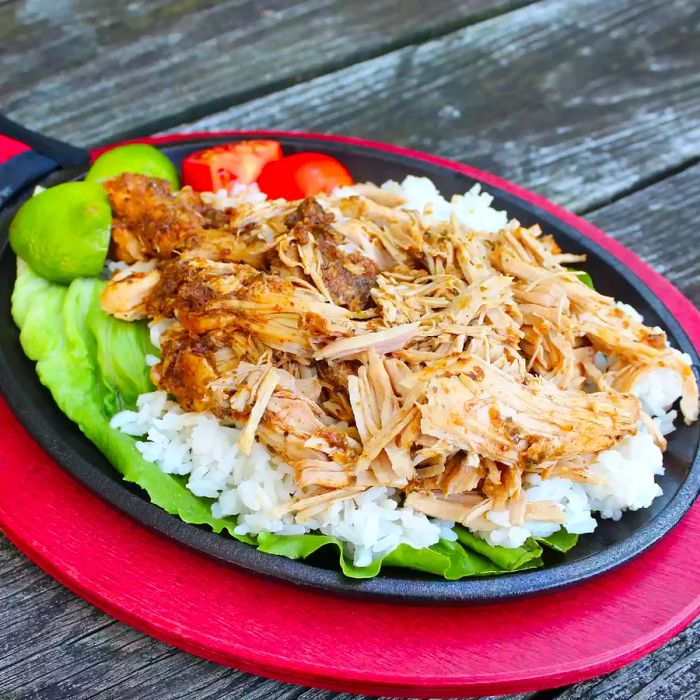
xmin=347 ymin=349 xmax=418 ymax=485
xmin=404 ymin=355 xmax=640 ymax=469
xmin=146 ymin=257 xmax=357 ymax=357
xmin=337 ymin=196 xmax=424 ymax=265
xmin=280 ymin=197 xmax=379 ymax=311
xmin=154 ymin=327 xmax=220 ymax=413
xmin=317 ymin=360 xmax=359 ymax=392
xmin=100 ymin=263 xmax=160 ymax=321
xmin=154 ymin=346 xmax=360 ymax=487
xmin=103 ymin=173 xmax=278 ymax=266
xmin=104 ymin=174 xmax=207 ymax=262
xmin=491 ymin=223 xmax=699 ymax=422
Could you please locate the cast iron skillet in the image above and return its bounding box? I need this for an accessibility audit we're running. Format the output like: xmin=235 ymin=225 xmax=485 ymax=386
xmin=0 ymin=132 xmax=698 ymax=603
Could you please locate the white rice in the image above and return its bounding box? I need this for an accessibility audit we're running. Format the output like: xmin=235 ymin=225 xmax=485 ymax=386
xmin=201 ymin=183 xmax=268 ymax=207
xmin=615 ymin=301 xmax=690 ymax=433
xmin=111 ymin=392 xmax=455 ymax=566
xmin=111 ymin=176 xmax=687 ymax=563
xmin=471 ymin=424 xmax=668 ymax=549
xmin=335 ymin=175 xmax=509 ymax=232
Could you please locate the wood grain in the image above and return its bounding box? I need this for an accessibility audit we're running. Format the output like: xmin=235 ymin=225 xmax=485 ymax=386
xmin=0 ymin=148 xmax=692 ymax=697
xmin=175 ymin=0 xmax=700 ymax=212
xmin=587 ymin=163 xmax=700 ymax=305
xmin=0 ymin=0 xmax=531 ymax=145
xmin=0 ymin=332 xmax=700 ymax=694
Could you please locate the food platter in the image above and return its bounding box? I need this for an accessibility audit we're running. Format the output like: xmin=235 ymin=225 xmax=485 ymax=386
xmin=0 ymin=131 xmax=699 ymax=604
xmin=0 ymin=131 xmax=699 ymax=696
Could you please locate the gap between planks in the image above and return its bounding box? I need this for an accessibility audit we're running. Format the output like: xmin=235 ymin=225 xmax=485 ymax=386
xmin=88 ymin=0 xmax=540 ymax=146
xmin=170 ymin=0 xmax=700 ymax=215
xmin=579 ymin=154 xmax=700 ymax=217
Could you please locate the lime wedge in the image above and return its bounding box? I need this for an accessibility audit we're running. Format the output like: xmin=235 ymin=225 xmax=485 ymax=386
xmin=9 ymin=182 xmax=112 ymax=284
xmin=86 ymin=144 xmax=179 ymax=189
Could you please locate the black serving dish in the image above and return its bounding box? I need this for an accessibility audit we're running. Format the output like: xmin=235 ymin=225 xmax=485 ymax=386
xmin=0 ymin=132 xmax=698 ymax=603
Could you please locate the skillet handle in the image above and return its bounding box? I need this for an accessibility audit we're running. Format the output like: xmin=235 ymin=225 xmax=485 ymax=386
xmin=0 ymin=115 xmax=90 ymax=209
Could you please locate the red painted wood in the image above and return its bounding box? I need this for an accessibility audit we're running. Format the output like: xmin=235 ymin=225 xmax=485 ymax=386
xmin=1 ymin=132 xmax=698 ymax=698
xmin=0 ymin=133 xmax=30 ymax=164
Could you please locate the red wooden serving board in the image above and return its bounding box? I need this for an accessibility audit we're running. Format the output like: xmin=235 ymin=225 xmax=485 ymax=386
xmin=1 ymin=132 xmax=699 ymax=698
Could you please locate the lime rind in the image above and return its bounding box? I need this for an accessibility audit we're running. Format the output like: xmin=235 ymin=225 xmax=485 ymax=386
xmin=85 ymin=144 xmax=179 ymax=189
xmin=9 ymin=182 xmax=112 ymax=285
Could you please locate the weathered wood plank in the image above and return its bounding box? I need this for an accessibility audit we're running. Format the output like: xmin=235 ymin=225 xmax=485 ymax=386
xmin=0 ymin=0 xmax=531 ymax=145
xmin=3 ymin=101 xmax=700 ymax=700
xmin=1 ymin=3 xmax=699 ymax=695
xmin=587 ymin=162 xmax=700 ymax=305
xmin=176 ymin=0 xmax=700 ymax=213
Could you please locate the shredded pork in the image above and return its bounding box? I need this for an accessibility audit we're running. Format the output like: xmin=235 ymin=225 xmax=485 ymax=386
xmin=100 ymin=173 xmax=699 ymax=526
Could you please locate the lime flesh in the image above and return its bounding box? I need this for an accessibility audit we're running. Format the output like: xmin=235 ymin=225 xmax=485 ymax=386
xmin=85 ymin=144 xmax=179 ymax=189
xmin=9 ymin=182 xmax=112 ymax=284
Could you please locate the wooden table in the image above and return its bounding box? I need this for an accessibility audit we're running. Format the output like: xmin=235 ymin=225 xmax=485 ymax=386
xmin=1 ymin=0 xmax=698 ymax=697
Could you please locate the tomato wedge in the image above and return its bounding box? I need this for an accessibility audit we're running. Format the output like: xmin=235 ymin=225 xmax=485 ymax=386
xmin=181 ymin=140 xmax=282 ymax=191
xmin=257 ymin=152 xmax=354 ymax=200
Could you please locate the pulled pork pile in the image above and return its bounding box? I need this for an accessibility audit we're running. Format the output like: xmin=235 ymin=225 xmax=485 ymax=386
xmin=101 ymin=173 xmax=698 ymax=530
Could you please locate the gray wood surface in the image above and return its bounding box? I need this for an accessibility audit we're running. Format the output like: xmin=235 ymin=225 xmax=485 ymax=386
xmin=0 ymin=0 xmax=531 ymax=145
xmin=588 ymin=163 xmax=700 ymax=303
xmin=176 ymin=0 xmax=700 ymax=212
xmin=1 ymin=0 xmax=699 ymax=698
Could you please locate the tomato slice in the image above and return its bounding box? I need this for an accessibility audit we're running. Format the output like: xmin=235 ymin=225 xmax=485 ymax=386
xmin=257 ymin=152 xmax=354 ymax=200
xmin=181 ymin=140 xmax=282 ymax=191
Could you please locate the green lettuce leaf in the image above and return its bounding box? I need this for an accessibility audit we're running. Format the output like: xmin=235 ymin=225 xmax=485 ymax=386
xmin=85 ymin=283 xmax=155 ymax=413
xmin=256 ymin=530 xmax=545 ymax=579
xmin=256 ymin=531 xmax=530 ymax=579
xmin=257 ymin=532 xmax=457 ymax=579
xmin=429 ymin=538 xmax=538 ymax=578
xmin=537 ymin=528 xmax=579 ymax=552
xmin=12 ymin=259 xmax=569 ymax=579
xmin=572 ymin=269 xmax=594 ymax=289
xmin=13 ymin=260 xmax=242 ymax=538
xmin=454 ymin=526 xmax=543 ymax=570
